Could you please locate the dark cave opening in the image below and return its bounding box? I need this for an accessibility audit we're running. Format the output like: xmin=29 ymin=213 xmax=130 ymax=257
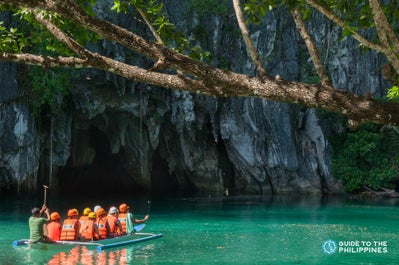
xmin=58 ymin=125 xmax=144 ymax=197
xmin=57 ymin=121 xmax=178 ymax=198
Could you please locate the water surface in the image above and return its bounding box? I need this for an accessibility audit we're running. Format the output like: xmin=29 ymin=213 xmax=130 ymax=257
xmin=0 ymin=195 xmax=398 ymax=264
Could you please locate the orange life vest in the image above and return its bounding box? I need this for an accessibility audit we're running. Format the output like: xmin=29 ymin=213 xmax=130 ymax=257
xmin=96 ymin=217 xmax=109 ymax=239
xmin=79 ymin=215 xmax=89 ymax=225
xmin=47 ymin=221 xmax=61 ymax=241
xmin=79 ymin=219 xmax=98 ymax=241
xmin=107 ymin=215 xmax=121 ymax=236
xmin=118 ymin=213 xmax=127 ymax=234
xmin=60 ymin=218 xmax=79 ymax=241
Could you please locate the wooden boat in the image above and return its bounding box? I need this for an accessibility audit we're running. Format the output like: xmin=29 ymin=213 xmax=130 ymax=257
xmin=13 ymin=225 xmax=163 ymax=252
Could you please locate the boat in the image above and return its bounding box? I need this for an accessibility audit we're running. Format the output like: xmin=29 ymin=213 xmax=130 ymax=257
xmin=13 ymin=224 xmax=163 ymax=252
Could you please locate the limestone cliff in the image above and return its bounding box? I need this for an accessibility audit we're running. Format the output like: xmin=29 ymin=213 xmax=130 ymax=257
xmin=0 ymin=2 xmax=390 ymax=196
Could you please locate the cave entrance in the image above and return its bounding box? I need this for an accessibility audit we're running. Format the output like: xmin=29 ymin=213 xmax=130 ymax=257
xmin=150 ymin=149 xmax=177 ymax=197
xmin=58 ymin=125 xmax=140 ymax=198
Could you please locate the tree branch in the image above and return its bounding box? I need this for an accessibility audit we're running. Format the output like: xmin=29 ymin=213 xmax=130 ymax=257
xmin=369 ymin=0 xmax=399 ymax=74
xmin=305 ymin=0 xmax=384 ymax=53
xmin=291 ymin=7 xmax=330 ymax=85
xmin=32 ymin=9 xmax=93 ymax=58
xmin=136 ymin=7 xmax=164 ymax=45
xmin=232 ymin=0 xmax=269 ymax=80
xmin=2 ymin=0 xmax=399 ymax=126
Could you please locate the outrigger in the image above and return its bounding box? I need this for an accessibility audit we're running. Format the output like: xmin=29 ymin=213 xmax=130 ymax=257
xmin=13 ymin=224 xmax=163 ymax=252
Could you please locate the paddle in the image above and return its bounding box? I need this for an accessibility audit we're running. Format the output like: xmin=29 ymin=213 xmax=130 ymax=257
xmin=134 ymin=224 xmax=146 ymax=233
xmin=43 ymin=185 xmax=49 ymax=205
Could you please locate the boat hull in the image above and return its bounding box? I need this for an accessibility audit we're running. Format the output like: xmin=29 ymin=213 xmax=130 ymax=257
xmin=13 ymin=232 xmax=163 ymax=252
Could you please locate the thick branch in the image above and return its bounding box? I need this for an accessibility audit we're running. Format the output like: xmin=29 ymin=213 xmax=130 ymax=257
xmin=369 ymin=0 xmax=399 ymax=74
xmin=2 ymin=0 xmax=399 ymax=126
xmin=33 ymin=10 xmax=92 ymax=58
xmin=0 ymin=52 xmax=210 ymax=93
xmin=232 ymin=0 xmax=269 ymax=80
xmin=291 ymin=7 xmax=330 ymax=85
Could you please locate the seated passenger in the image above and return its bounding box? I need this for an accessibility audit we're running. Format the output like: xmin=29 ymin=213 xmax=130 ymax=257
xmin=79 ymin=212 xmax=99 ymax=241
xmin=79 ymin=207 xmax=92 ymax=225
xmin=95 ymin=207 xmax=111 ymax=239
xmin=47 ymin=212 xmax=62 ymax=241
xmin=118 ymin=203 xmax=149 ymax=235
xmin=60 ymin=209 xmax=80 ymax=241
xmin=107 ymin=206 xmax=123 ymax=237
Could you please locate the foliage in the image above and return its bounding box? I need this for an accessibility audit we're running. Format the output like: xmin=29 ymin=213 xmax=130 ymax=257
xmin=111 ymin=0 xmax=211 ymax=61
xmin=0 ymin=21 xmax=26 ymax=52
xmin=27 ymin=67 xmax=72 ymax=116
xmin=329 ymin=123 xmax=399 ymax=192
xmin=387 ymin=86 xmax=399 ymax=103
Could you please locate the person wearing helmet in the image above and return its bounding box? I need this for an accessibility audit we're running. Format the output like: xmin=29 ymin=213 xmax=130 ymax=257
xmin=60 ymin=208 xmax=81 ymax=241
xmin=79 ymin=207 xmax=92 ymax=225
xmin=47 ymin=212 xmax=62 ymax=241
xmin=118 ymin=203 xmax=149 ymax=235
xmin=106 ymin=206 xmax=123 ymax=237
xmin=29 ymin=204 xmax=51 ymax=242
xmin=95 ymin=207 xmax=111 ymax=239
xmin=79 ymin=212 xmax=100 ymax=241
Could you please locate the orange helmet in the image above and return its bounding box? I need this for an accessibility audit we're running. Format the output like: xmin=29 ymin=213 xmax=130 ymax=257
xmin=50 ymin=212 xmax=61 ymax=220
xmin=119 ymin=203 xmax=129 ymax=213
xmin=96 ymin=207 xmax=106 ymax=217
xmin=67 ymin=208 xmax=79 ymax=217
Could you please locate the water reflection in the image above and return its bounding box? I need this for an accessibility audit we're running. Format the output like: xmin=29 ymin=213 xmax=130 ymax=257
xmin=47 ymin=246 xmax=132 ymax=265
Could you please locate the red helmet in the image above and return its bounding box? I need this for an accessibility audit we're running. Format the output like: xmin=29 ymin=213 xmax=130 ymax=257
xmin=50 ymin=212 xmax=61 ymax=220
xmin=119 ymin=203 xmax=129 ymax=213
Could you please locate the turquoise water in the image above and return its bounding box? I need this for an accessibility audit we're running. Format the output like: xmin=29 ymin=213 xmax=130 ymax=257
xmin=1 ymin=196 xmax=398 ymax=264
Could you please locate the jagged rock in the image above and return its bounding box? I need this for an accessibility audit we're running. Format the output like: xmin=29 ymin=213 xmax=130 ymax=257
xmin=0 ymin=1 xmax=391 ymax=196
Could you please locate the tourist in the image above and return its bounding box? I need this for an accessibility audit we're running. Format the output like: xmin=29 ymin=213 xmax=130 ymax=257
xmin=79 ymin=212 xmax=99 ymax=241
xmin=118 ymin=203 xmax=149 ymax=235
xmin=95 ymin=207 xmax=111 ymax=239
xmin=29 ymin=204 xmax=51 ymax=242
xmin=79 ymin=207 xmax=92 ymax=225
xmin=47 ymin=212 xmax=62 ymax=241
xmin=106 ymin=206 xmax=123 ymax=237
xmin=60 ymin=208 xmax=80 ymax=241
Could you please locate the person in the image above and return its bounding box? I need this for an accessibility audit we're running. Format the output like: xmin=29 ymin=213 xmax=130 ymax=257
xmin=29 ymin=204 xmax=51 ymax=242
xmin=106 ymin=206 xmax=123 ymax=237
xmin=118 ymin=203 xmax=149 ymax=235
xmin=79 ymin=212 xmax=99 ymax=241
xmin=47 ymin=212 xmax=62 ymax=241
xmin=95 ymin=207 xmax=111 ymax=239
xmin=79 ymin=207 xmax=92 ymax=225
xmin=60 ymin=208 xmax=80 ymax=241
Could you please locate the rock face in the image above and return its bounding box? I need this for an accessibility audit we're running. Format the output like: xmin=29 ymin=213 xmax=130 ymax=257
xmin=0 ymin=2 xmax=391 ymax=196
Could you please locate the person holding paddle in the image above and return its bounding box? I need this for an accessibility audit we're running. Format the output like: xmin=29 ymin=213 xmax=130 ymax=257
xmin=29 ymin=204 xmax=51 ymax=243
xmin=118 ymin=203 xmax=149 ymax=235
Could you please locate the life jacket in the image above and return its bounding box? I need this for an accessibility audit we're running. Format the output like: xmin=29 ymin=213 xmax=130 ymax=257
xmin=118 ymin=213 xmax=127 ymax=234
xmin=107 ymin=215 xmax=121 ymax=236
xmin=47 ymin=221 xmax=61 ymax=241
xmin=96 ymin=217 xmax=109 ymax=239
xmin=60 ymin=218 xmax=79 ymax=241
xmin=79 ymin=219 xmax=98 ymax=241
xmin=79 ymin=215 xmax=89 ymax=225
